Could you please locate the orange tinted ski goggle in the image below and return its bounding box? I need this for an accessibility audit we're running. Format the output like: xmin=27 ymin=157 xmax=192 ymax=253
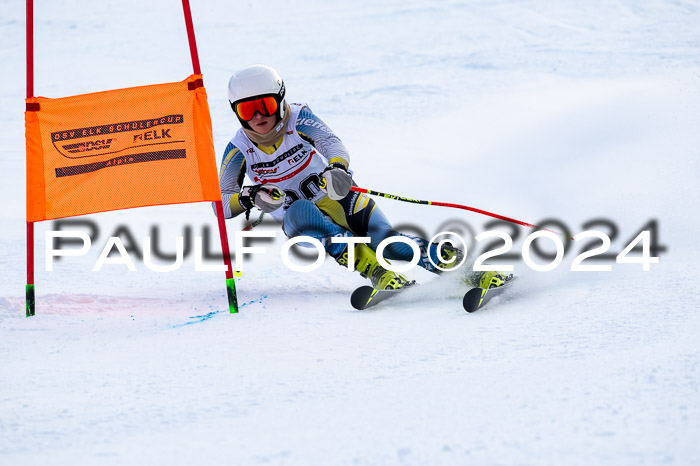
xmin=234 ymin=96 xmax=279 ymax=121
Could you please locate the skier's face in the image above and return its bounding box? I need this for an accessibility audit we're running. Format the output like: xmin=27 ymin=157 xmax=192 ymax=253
xmin=248 ymin=112 xmax=277 ymax=134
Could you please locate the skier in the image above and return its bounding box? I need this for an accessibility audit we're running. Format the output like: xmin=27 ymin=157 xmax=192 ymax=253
xmin=217 ymin=64 xmax=506 ymax=292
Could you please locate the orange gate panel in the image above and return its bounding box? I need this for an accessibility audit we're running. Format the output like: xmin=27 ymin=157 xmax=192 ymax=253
xmin=26 ymin=74 xmax=221 ymax=221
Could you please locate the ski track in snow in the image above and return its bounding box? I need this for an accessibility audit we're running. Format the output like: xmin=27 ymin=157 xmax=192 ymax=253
xmin=2 ymin=0 xmax=700 ymax=464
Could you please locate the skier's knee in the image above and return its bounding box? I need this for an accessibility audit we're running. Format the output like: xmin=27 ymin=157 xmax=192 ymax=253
xmin=282 ymin=199 xmax=323 ymax=237
xmin=286 ymin=199 xmax=316 ymax=217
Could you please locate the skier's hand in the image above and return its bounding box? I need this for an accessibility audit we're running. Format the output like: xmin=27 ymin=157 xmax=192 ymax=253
xmin=238 ymin=184 xmax=286 ymax=214
xmin=320 ymin=162 xmax=352 ymax=200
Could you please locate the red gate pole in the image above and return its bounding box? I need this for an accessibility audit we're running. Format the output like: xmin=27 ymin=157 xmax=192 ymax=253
xmin=182 ymin=0 xmax=201 ymax=75
xmin=26 ymin=0 xmax=35 ymax=317
xmin=181 ymin=0 xmax=238 ymax=312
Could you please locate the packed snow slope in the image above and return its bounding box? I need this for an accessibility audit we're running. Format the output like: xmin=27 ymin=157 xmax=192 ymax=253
xmin=1 ymin=1 xmax=700 ymax=464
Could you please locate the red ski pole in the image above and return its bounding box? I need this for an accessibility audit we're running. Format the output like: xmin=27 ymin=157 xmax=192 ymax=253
xmin=351 ymin=186 xmax=571 ymax=239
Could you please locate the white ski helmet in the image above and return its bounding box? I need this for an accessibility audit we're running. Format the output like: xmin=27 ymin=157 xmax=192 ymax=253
xmin=227 ymin=64 xmax=286 ymax=125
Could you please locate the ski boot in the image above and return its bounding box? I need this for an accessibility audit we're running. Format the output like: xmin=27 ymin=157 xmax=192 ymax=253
xmin=335 ymin=243 xmax=414 ymax=290
xmin=469 ymin=271 xmax=514 ymax=289
xmin=428 ymin=242 xmax=512 ymax=288
xmin=432 ymin=242 xmax=465 ymax=273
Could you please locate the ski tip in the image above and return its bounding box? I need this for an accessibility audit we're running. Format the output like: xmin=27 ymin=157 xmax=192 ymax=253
xmin=462 ymin=287 xmax=486 ymax=313
xmin=350 ymin=286 xmax=375 ymax=310
xmin=350 ymin=282 xmax=416 ymax=311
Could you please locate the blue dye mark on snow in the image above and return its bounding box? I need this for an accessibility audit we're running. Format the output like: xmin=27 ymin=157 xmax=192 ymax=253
xmin=172 ymin=296 xmax=268 ymax=328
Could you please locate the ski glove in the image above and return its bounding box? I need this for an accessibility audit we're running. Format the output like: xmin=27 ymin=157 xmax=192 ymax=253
xmin=320 ymin=162 xmax=352 ymax=200
xmin=238 ymin=184 xmax=286 ymax=218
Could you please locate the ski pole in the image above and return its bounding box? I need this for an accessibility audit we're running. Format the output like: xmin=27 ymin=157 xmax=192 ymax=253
xmin=242 ymin=211 xmax=266 ymax=231
xmin=351 ymin=186 xmax=570 ymax=238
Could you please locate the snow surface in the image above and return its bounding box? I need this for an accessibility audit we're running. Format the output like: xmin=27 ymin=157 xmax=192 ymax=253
xmin=2 ymin=0 xmax=700 ymax=464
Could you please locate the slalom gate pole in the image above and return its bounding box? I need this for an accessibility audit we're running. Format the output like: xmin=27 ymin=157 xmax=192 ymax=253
xmin=181 ymin=0 xmax=238 ymax=313
xmin=351 ymin=186 xmax=570 ymax=238
xmin=181 ymin=0 xmax=201 ymax=75
xmin=26 ymin=0 xmax=35 ymax=317
xmin=214 ymin=201 xmax=238 ymax=313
